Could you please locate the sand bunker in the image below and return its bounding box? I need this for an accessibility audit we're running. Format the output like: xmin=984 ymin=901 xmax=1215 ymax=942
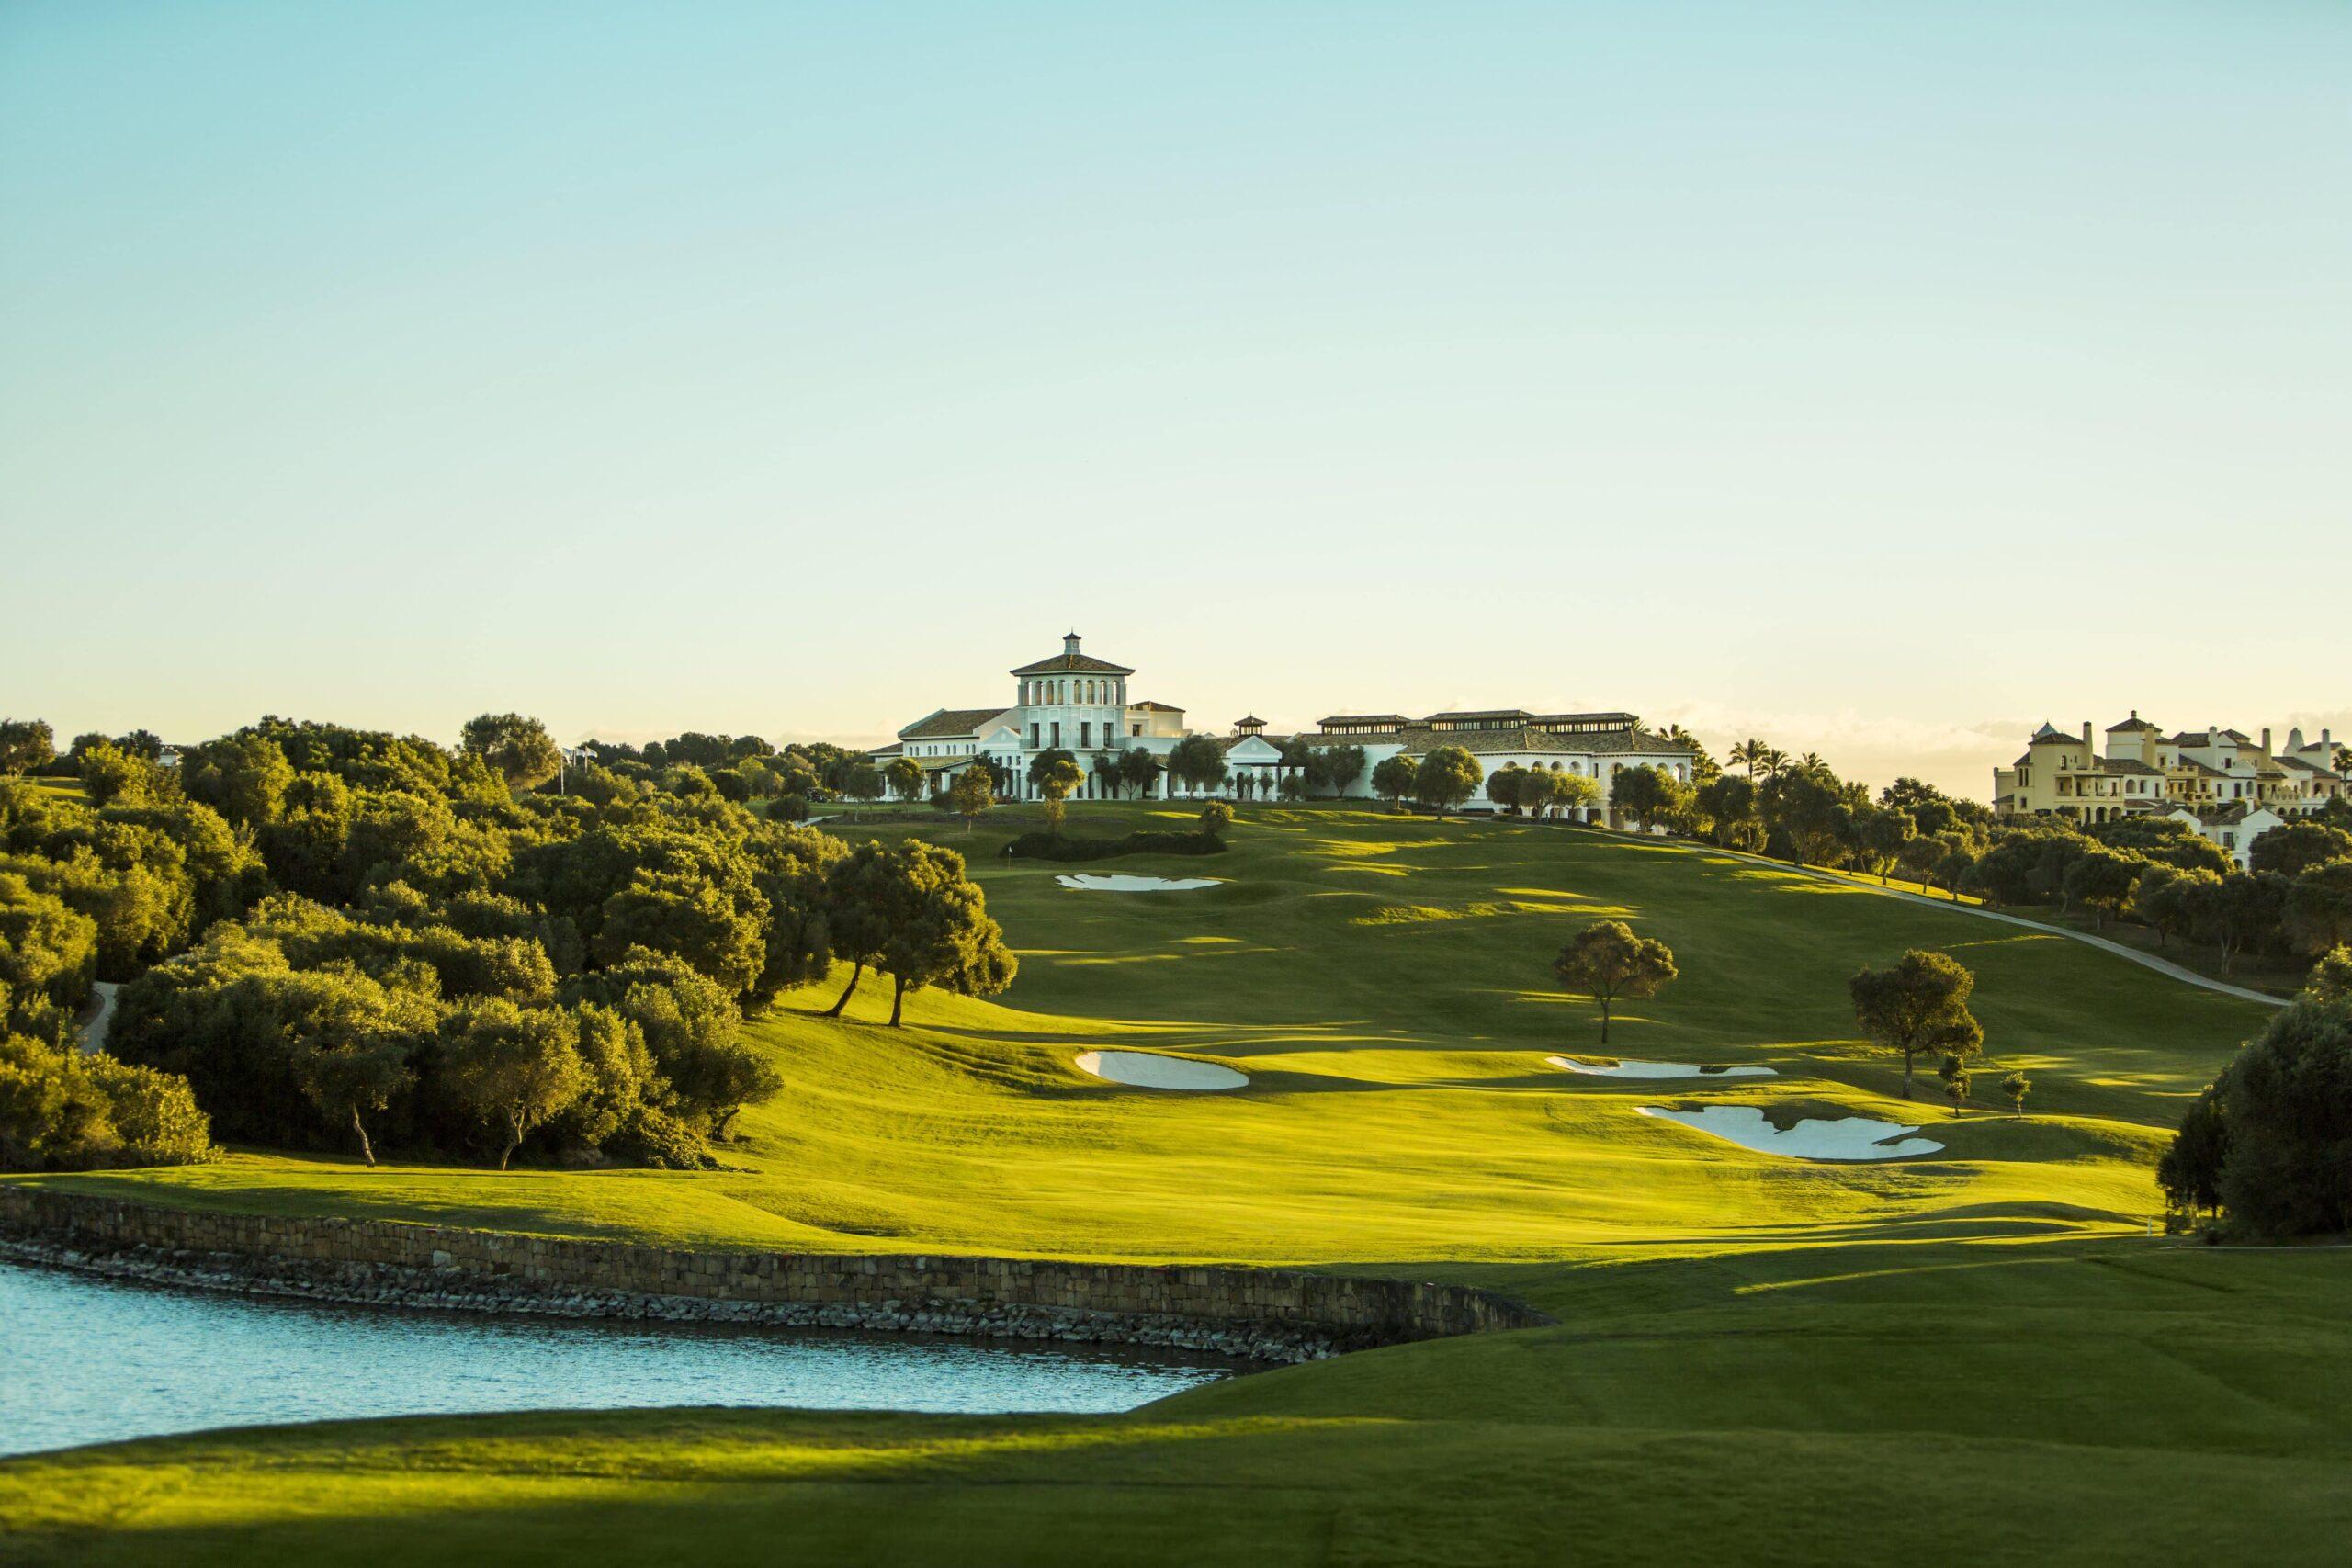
xmin=1074 ymin=1051 xmax=1249 ymax=1091
xmin=1634 ymin=1105 xmax=1943 ymax=1161
xmin=1055 ymin=874 xmax=1223 ymax=893
xmin=1547 ymin=1055 xmax=1775 ymax=1080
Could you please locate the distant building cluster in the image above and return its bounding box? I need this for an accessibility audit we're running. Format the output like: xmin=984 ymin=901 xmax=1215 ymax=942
xmin=871 ymin=632 xmax=1699 ymax=824
xmin=1994 ymin=714 xmax=2347 ymax=867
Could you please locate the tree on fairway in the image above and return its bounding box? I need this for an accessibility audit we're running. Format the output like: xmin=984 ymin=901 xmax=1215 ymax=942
xmin=2001 ymin=1069 xmax=2032 ymax=1115
xmin=820 ymin=840 xmax=896 ymax=1016
xmin=1415 ymin=746 xmax=1482 ymax=821
xmin=2157 ymin=1086 xmax=2228 ymax=1219
xmin=1166 ymin=736 xmax=1227 ymax=797
xmin=2304 ymin=947 xmax=2352 ymax=1002
xmin=1553 ymin=770 xmax=1600 ymax=823
xmin=1610 ymin=764 xmax=1689 ymax=834
xmin=1317 ymin=744 xmax=1367 ymax=798
xmin=283 ymin=971 xmax=427 ymax=1167
xmin=0 ymin=718 xmax=56 ymax=776
xmin=1486 ymin=766 xmax=1525 ymax=815
xmin=1939 ymin=1052 xmax=1972 ymax=1118
xmin=439 ymin=1000 xmax=589 ymax=1170
xmin=1198 ymin=800 xmax=1233 ymax=840
xmin=2249 ymin=822 xmax=2352 ymax=877
xmin=870 ymin=841 xmax=1017 ymax=1027
xmin=1552 ymin=919 xmax=1677 ymax=1045
xmin=1028 ymin=750 xmax=1084 ymax=837
xmin=1849 ymin=950 xmax=1982 ymax=1099
xmin=1859 ymin=807 xmax=1916 ymax=884
xmin=459 ymin=713 xmax=563 ymax=792
xmin=1116 ymin=746 xmax=1160 ymax=799
xmin=2206 ymin=995 xmax=2352 ymax=1236
xmin=947 ymin=765 xmax=995 ymax=834
xmin=1370 ymin=754 xmax=1417 ymax=811
xmin=839 ymin=761 xmax=884 ymax=819
xmin=1519 ymin=768 xmax=1560 ymax=821
xmin=883 ymin=756 xmax=925 ymax=804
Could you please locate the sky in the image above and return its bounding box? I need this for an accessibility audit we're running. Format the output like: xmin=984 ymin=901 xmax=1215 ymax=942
xmin=4 ymin=2 xmax=2346 ymax=797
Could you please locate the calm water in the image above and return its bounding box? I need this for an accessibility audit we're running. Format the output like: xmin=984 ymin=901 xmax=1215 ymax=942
xmin=0 ymin=1261 xmax=1237 ymax=1457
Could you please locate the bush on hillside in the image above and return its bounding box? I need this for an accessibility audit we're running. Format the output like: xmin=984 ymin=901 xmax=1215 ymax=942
xmin=1003 ymin=830 xmax=1227 ymax=863
xmin=0 ymin=1032 xmax=217 ymax=1171
xmin=2164 ymin=996 xmax=2352 ymax=1237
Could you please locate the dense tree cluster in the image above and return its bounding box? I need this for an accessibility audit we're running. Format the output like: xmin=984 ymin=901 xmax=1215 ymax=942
xmin=0 ymin=713 xmax=1014 ymax=1173
xmin=2160 ymin=988 xmax=2352 ymax=1236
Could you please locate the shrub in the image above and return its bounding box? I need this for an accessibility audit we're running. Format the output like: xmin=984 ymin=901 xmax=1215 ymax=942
xmin=0 ymin=1032 xmax=217 ymax=1170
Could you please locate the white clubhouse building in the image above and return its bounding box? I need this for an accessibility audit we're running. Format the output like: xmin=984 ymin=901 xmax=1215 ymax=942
xmin=872 ymin=632 xmax=1700 ymax=822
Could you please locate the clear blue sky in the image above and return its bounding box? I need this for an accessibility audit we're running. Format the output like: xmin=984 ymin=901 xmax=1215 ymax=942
xmin=5 ymin=2 xmax=2346 ymax=795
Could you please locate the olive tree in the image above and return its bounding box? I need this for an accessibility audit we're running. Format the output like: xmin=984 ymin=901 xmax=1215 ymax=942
xmin=1849 ymin=950 xmax=1982 ymax=1099
xmin=1552 ymin=919 xmax=1677 ymax=1045
xmin=1415 ymin=746 xmax=1483 ymax=821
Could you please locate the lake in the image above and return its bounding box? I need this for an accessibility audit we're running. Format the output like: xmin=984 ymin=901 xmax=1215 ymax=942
xmin=0 ymin=1260 xmax=1237 ymax=1458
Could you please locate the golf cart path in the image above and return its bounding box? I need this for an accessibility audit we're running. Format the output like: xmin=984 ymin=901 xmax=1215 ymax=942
xmin=1667 ymin=841 xmax=2286 ymax=1009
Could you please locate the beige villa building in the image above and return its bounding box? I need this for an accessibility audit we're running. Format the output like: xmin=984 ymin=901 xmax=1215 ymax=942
xmin=1993 ymin=713 xmax=2346 ymax=866
xmin=870 ymin=632 xmax=1700 ymax=822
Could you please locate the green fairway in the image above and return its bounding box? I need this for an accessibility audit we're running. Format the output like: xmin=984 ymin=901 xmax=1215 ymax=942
xmin=9 ymin=804 xmax=2335 ymax=1566
xmin=17 ymin=804 xmax=2268 ymax=1260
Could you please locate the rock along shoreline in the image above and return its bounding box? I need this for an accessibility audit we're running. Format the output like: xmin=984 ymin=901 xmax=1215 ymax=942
xmin=0 ymin=1189 xmax=1553 ymax=1367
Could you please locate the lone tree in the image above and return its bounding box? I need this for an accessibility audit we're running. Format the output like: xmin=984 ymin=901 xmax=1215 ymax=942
xmin=820 ymin=840 xmax=897 ymax=1016
xmin=438 ymin=1000 xmax=589 ymax=1170
xmin=871 ymin=840 xmax=1017 ymax=1027
xmin=2000 ymin=1069 xmax=2032 ymax=1115
xmin=1938 ymin=1053 xmax=1972 ymax=1118
xmin=1028 ymin=749 xmax=1084 ymax=838
xmin=459 ymin=713 xmax=562 ymax=792
xmin=1198 ymin=799 xmax=1234 ymax=840
xmin=2195 ymin=995 xmax=2352 ymax=1235
xmin=947 ymin=764 xmax=995 ymax=835
xmin=1415 ymin=746 xmax=1483 ymax=822
xmin=1370 ymin=754 xmax=1417 ymax=811
xmin=884 ymin=755 xmax=925 ymax=804
xmin=1552 ymin=919 xmax=1678 ymax=1045
xmin=1849 ymin=950 xmax=1982 ymax=1099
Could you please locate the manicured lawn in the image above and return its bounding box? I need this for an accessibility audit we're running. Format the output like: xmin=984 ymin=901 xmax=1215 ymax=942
xmin=7 ymin=1239 xmax=2348 ymax=1566
xmin=9 ymin=803 xmax=2329 ymax=1565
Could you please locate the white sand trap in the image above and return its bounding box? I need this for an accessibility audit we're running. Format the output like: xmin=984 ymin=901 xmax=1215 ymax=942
xmin=1634 ymin=1105 xmax=1943 ymax=1161
xmin=1055 ymin=874 xmax=1223 ymax=892
xmin=1547 ymin=1055 xmax=1775 ymax=1080
xmin=1074 ymin=1050 xmax=1248 ymax=1091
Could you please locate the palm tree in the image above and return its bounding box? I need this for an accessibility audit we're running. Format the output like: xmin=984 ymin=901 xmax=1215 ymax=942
xmin=1758 ymin=746 xmax=1789 ymax=778
xmin=1799 ymin=751 xmax=1826 ymax=773
xmin=1729 ymin=739 xmax=1767 ymax=779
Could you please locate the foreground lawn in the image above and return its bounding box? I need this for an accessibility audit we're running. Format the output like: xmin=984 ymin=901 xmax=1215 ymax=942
xmin=7 ymin=1239 xmax=2348 ymax=1567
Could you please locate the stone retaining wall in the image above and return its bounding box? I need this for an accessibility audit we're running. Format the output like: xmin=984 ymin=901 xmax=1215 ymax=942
xmin=0 ymin=1187 xmax=1553 ymax=1364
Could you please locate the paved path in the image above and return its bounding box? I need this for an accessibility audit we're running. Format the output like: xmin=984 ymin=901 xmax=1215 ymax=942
xmin=1662 ymin=841 xmax=2288 ymax=1009
xmin=78 ymin=981 xmax=119 ymax=1054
